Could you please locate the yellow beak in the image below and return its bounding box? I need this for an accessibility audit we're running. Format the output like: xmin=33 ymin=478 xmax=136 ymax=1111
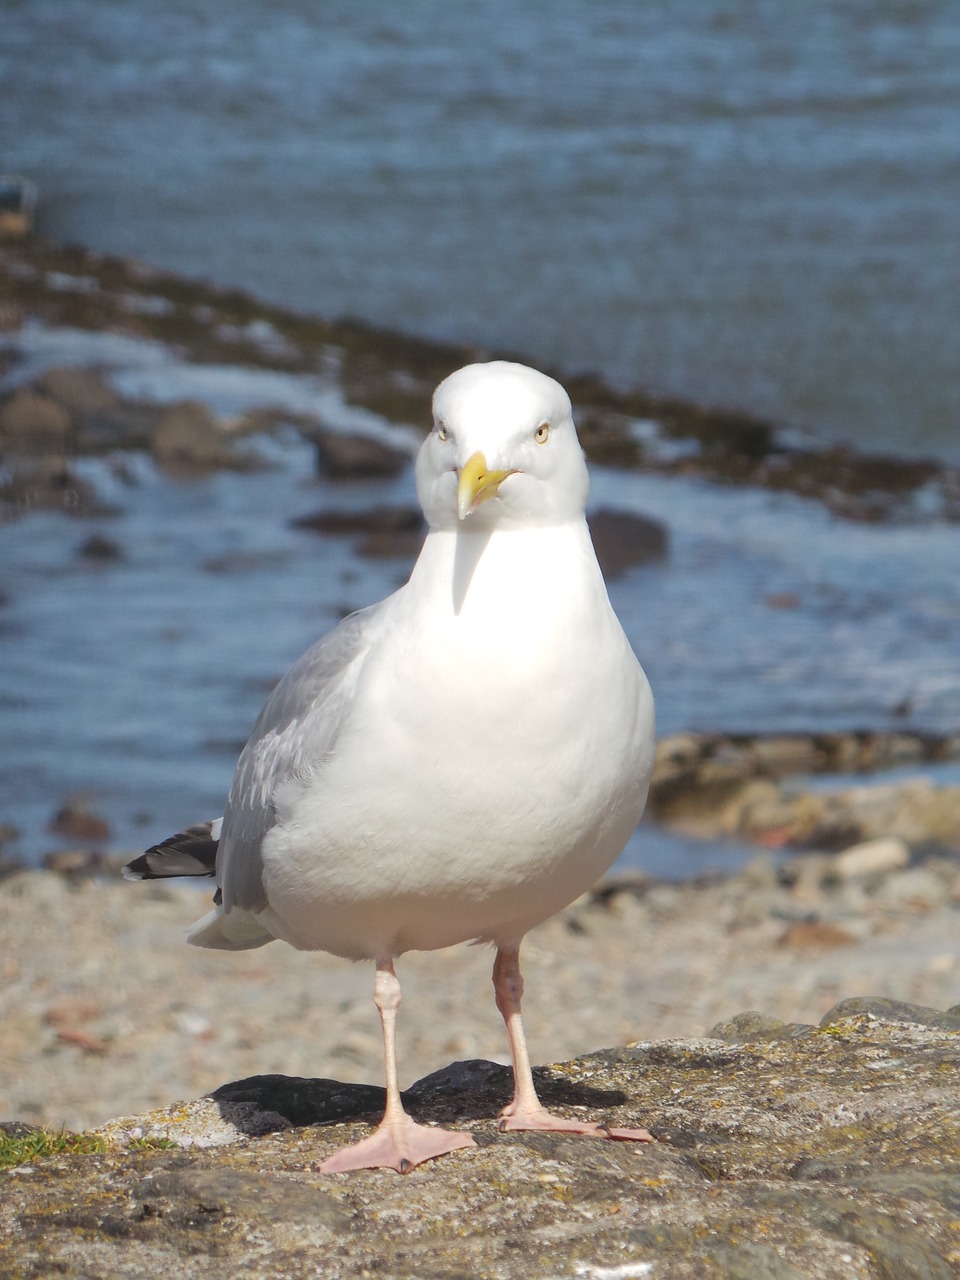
xmin=457 ymin=451 xmax=516 ymax=521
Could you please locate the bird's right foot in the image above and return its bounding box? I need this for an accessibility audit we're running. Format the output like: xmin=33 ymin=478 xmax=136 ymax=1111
xmin=498 ymin=1102 xmax=655 ymax=1143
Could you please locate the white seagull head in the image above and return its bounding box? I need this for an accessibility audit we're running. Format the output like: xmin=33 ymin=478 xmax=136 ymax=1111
xmin=416 ymin=361 xmax=590 ymax=532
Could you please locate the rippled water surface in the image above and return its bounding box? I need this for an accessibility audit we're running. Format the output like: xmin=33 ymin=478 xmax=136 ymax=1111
xmin=1 ymin=330 xmax=957 ymax=875
xmin=3 ymin=0 xmax=958 ymax=458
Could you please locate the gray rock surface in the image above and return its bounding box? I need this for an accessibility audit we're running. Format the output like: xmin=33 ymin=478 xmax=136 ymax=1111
xmin=2 ymin=1004 xmax=958 ymax=1278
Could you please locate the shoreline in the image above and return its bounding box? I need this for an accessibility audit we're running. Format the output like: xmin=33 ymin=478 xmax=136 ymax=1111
xmin=3 ymin=234 xmax=958 ymax=523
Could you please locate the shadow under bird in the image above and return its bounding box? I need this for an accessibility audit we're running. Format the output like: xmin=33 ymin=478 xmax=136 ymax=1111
xmin=125 ymin=360 xmax=656 ymax=1173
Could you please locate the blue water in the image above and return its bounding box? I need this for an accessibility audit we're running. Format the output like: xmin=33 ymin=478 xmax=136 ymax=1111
xmin=1 ymin=328 xmax=957 ymax=874
xmin=2 ymin=0 xmax=958 ymax=459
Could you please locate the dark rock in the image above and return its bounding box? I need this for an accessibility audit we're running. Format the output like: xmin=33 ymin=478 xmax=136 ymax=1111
xmin=76 ymin=532 xmax=123 ymax=561
xmin=406 ymin=1057 xmax=514 ymax=1118
xmin=210 ymin=1061 xmax=517 ymax=1135
xmin=0 ymin=387 xmax=72 ymax=449
xmin=72 ymin=401 xmax=167 ymax=454
xmin=764 ymin=591 xmax=801 ymax=609
xmin=291 ymin=505 xmax=423 ymax=538
xmin=587 ymin=507 xmax=669 ymax=580
xmin=0 ymin=821 xmax=20 ymax=847
xmin=0 ymin=455 xmax=114 ymax=519
xmin=33 ymin=366 xmax=119 ymax=416
xmin=291 ymin=504 xmax=425 ymax=559
xmin=309 ymin=424 xmax=411 ymax=480
xmin=201 ymin=550 xmax=292 ymax=575
xmin=211 ymin=1074 xmax=387 ymax=1130
xmin=47 ymin=802 xmax=111 ymax=843
xmin=150 ymin=401 xmax=248 ymax=476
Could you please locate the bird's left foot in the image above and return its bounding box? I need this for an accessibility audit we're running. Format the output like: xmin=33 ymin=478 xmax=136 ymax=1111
xmin=498 ymin=1104 xmax=654 ymax=1143
xmin=318 ymin=1113 xmax=476 ymax=1174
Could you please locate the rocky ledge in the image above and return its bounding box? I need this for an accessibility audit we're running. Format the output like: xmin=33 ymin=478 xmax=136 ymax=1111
xmin=650 ymin=730 xmax=960 ymax=854
xmin=3 ymin=235 xmax=959 ymax=523
xmin=2 ymin=999 xmax=959 ymax=1279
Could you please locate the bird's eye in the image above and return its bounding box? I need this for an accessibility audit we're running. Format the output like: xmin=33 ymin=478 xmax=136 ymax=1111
xmin=437 ymin=421 xmax=448 ymax=442
xmin=534 ymin=422 xmax=550 ymax=445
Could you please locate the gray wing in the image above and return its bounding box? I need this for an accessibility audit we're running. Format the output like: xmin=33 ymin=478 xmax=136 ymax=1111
xmin=217 ymin=599 xmax=388 ymax=914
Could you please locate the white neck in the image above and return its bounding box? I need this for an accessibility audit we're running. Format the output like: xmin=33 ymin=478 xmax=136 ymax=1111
xmin=406 ymin=519 xmax=607 ymax=625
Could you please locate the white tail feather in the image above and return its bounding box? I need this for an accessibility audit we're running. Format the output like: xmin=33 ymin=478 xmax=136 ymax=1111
xmin=186 ymin=904 xmax=274 ymax=951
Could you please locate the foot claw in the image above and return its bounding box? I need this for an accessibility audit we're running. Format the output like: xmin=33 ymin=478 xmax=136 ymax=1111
xmin=601 ymin=1125 xmax=656 ymax=1143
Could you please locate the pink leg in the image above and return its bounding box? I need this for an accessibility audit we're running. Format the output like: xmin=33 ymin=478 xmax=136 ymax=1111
xmin=318 ymin=958 xmax=476 ymax=1174
xmin=493 ymin=944 xmax=654 ymax=1143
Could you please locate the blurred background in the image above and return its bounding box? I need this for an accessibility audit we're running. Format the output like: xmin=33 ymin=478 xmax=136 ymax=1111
xmin=1 ymin=0 xmax=958 ymax=874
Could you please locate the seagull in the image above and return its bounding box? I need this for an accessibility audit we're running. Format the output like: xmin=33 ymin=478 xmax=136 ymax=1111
xmin=125 ymin=361 xmax=656 ymax=1173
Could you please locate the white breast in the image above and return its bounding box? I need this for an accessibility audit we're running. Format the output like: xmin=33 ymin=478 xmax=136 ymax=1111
xmin=257 ymin=521 xmax=655 ymax=959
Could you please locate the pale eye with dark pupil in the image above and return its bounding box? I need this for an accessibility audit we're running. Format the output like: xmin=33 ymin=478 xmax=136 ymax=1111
xmin=534 ymin=422 xmax=550 ymax=444
xmin=437 ymin=422 xmax=448 ymax=442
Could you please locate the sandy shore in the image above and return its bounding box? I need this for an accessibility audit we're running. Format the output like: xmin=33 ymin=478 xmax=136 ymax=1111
xmin=2 ymin=860 xmax=957 ymax=1133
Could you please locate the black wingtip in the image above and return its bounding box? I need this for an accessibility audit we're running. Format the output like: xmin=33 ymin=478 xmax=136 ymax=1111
xmin=123 ymin=820 xmax=221 ymax=881
xmin=121 ymin=857 xmax=152 ymax=881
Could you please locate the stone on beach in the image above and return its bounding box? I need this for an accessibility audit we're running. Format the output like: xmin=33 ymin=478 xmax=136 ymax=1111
xmin=290 ymin=503 xmax=425 ymax=559
xmin=151 ymin=400 xmax=227 ymax=472
xmin=0 ymin=454 xmax=111 ymax=518
xmin=585 ymin=507 xmax=669 ymax=580
xmin=47 ymin=800 xmax=112 ymax=844
xmin=650 ymin=744 xmax=960 ymax=855
xmin=150 ymin=400 xmax=252 ymax=475
xmin=831 ymin=836 xmax=910 ymax=881
xmin=0 ymin=387 xmax=72 ymax=448
xmin=308 ymin=422 xmax=411 ymax=479
xmin=34 ymin=365 xmax=120 ymax=417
